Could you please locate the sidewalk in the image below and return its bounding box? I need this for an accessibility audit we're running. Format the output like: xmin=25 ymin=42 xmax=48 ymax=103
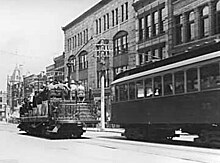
xmin=84 ymin=127 xmax=125 ymax=134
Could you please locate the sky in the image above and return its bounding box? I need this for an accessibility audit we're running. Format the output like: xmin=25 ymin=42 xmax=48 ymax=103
xmin=0 ymin=0 xmax=100 ymax=91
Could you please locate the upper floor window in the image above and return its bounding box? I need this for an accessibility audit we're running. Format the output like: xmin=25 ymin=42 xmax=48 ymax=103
xmin=146 ymin=15 xmax=151 ymax=39
xmin=139 ymin=17 xmax=145 ymax=41
xmin=152 ymin=11 xmax=159 ymax=36
xmin=200 ymin=6 xmax=209 ymax=38
xmin=106 ymin=13 xmax=110 ymax=29
xmin=125 ymin=2 xmax=128 ymax=20
xmin=186 ymin=11 xmax=195 ymax=42
xmin=112 ymin=10 xmax=115 ymax=26
xmin=215 ymin=1 xmax=220 ymax=34
xmin=79 ymin=51 xmax=88 ymax=70
xmin=113 ymin=31 xmax=128 ymax=56
xmin=137 ymin=5 xmax=165 ymax=41
xmin=174 ymin=14 xmax=183 ymax=45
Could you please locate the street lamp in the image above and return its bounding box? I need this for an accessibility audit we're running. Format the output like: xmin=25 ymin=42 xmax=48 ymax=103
xmin=94 ymin=39 xmax=110 ymax=130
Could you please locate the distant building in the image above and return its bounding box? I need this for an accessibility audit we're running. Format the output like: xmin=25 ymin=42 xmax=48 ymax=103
xmin=0 ymin=91 xmax=7 ymax=121
xmin=46 ymin=53 xmax=65 ymax=83
xmin=7 ymin=65 xmax=23 ymax=112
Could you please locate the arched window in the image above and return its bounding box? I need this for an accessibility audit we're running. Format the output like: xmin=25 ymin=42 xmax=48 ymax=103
xmin=200 ymin=6 xmax=209 ymax=38
xmin=215 ymin=1 xmax=220 ymax=34
xmin=78 ymin=51 xmax=88 ymax=70
xmin=187 ymin=11 xmax=195 ymax=41
xmin=113 ymin=31 xmax=128 ymax=56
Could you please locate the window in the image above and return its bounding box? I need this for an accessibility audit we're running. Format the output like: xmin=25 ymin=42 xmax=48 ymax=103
xmin=79 ymin=52 xmax=88 ymax=70
xmin=115 ymin=8 xmax=119 ymax=25
xmin=0 ymin=97 xmax=2 ymax=102
xmin=115 ymin=85 xmax=119 ymax=102
xmin=200 ymin=6 xmax=209 ymax=38
xmin=103 ymin=15 xmax=106 ymax=31
xmin=159 ymin=7 xmax=166 ymax=33
xmin=174 ymin=14 xmax=183 ymax=45
xmin=215 ymin=1 xmax=220 ymax=34
xmin=112 ymin=10 xmax=115 ymax=26
xmin=187 ymin=68 xmax=198 ymax=92
xmin=136 ymin=80 xmax=144 ymax=98
xmin=113 ymin=31 xmax=128 ymax=56
xmin=114 ymin=66 xmax=127 ymax=77
xmin=154 ymin=76 xmax=162 ymax=96
xmin=145 ymin=78 xmax=153 ymax=97
xmin=139 ymin=17 xmax=145 ymax=41
xmin=164 ymin=73 xmax=173 ymax=95
xmin=119 ymin=84 xmax=128 ymax=101
xmin=129 ymin=82 xmax=135 ymax=100
xmin=96 ymin=20 xmax=98 ymax=34
xmin=145 ymin=15 xmax=151 ymax=39
xmin=99 ymin=18 xmax=102 ymax=33
xmin=121 ymin=4 xmax=124 ymax=22
xmin=174 ymin=71 xmax=185 ymax=94
xmin=200 ymin=63 xmax=220 ymax=90
xmin=125 ymin=2 xmax=128 ymax=20
xmin=107 ymin=13 xmax=110 ymax=29
xmin=152 ymin=11 xmax=159 ymax=36
xmin=187 ymin=11 xmax=195 ymax=41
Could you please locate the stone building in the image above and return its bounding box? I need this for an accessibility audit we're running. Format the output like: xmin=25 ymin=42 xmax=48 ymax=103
xmin=171 ymin=0 xmax=220 ymax=55
xmin=133 ymin=0 xmax=171 ymax=66
xmin=62 ymin=0 xmax=137 ymax=114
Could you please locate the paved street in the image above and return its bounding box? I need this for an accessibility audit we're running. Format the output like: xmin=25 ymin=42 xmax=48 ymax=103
xmin=0 ymin=122 xmax=220 ymax=163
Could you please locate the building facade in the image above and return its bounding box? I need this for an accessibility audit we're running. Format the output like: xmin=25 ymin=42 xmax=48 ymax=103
xmin=62 ymin=0 xmax=220 ymax=121
xmin=133 ymin=0 xmax=171 ymax=66
xmin=62 ymin=0 xmax=137 ymax=115
xmin=171 ymin=0 xmax=220 ymax=55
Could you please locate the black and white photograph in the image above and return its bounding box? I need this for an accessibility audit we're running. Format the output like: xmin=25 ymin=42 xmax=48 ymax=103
xmin=1 ymin=0 xmax=220 ymax=162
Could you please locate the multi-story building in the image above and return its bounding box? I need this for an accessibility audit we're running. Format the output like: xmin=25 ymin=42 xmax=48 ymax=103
xmin=62 ymin=0 xmax=220 ymax=120
xmin=171 ymin=0 xmax=220 ymax=55
xmin=53 ymin=53 xmax=65 ymax=82
xmin=133 ymin=0 xmax=170 ymax=66
xmin=7 ymin=65 xmax=23 ymax=111
xmin=46 ymin=53 xmax=65 ymax=83
xmin=62 ymin=0 xmax=137 ymax=115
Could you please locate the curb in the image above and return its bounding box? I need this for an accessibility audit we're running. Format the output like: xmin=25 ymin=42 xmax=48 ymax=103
xmin=84 ymin=127 xmax=124 ymax=134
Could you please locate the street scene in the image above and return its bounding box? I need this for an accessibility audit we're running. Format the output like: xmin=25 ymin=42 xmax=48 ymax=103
xmin=1 ymin=122 xmax=220 ymax=163
xmin=1 ymin=0 xmax=220 ymax=162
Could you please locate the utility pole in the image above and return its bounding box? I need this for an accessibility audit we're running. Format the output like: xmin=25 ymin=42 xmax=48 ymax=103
xmin=95 ymin=39 xmax=110 ymax=130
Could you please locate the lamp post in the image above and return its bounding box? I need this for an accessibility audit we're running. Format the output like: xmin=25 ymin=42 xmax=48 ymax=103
xmin=95 ymin=39 xmax=110 ymax=130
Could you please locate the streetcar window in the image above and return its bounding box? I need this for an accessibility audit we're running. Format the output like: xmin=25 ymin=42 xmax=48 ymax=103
xmin=187 ymin=68 xmax=198 ymax=92
xmin=154 ymin=76 xmax=162 ymax=96
xmin=164 ymin=73 xmax=173 ymax=95
xmin=136 ymin=80 xmax=144 ymax=98
xmin=115 ymin=85 xmax=119 ymax=102
xmin=174 ymin=71 xmax=185 ymax=94
xmin=145 ymin=78 xmax=153 ymax=97
xmin=200 ymin=63 xmax=220 ymax=90
xmin=129 ymin=82 xmax=136 ymax=100
xmin=119 ymin=84 xmax=128 ymax=101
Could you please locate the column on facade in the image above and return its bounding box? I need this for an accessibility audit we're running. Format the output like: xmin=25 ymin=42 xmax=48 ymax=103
xmin=194 ymin=7 xmax=200 ymax=40
xmin=182 ymin=13 xmax=188 ymax=43
xmin=209 ymin=1 xmax=215 ymax=36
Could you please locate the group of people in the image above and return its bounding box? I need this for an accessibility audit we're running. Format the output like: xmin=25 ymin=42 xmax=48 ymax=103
xmin=19 ymin=79 xmax=87 ymax=117
xmin=47 ymin=79 xmax=86 ymax=102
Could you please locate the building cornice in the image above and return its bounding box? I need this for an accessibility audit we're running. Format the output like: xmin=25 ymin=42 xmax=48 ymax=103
xmin=62 ymin=0 xmax=113 ymax=31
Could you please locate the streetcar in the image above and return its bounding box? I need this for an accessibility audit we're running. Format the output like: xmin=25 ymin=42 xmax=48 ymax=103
xmin=17 ymin=80 xmax=99 ymax=138
xmin=111 ymin=42 xmax=220 ymax=145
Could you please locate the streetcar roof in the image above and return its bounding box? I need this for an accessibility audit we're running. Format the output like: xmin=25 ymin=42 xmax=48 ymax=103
xmin=112 ymin=50 xmax=220 ymax=85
